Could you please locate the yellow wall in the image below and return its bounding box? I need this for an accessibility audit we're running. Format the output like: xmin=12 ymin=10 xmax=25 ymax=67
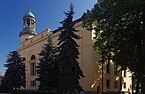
xmin=18 ymin=21 xmax=132 ymax=93
xmin=18 ymin=22 xmax=97 ymax=91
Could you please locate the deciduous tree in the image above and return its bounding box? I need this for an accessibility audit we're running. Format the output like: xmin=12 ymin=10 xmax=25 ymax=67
xmin=83 ymin=0 xmax=145 ymax=93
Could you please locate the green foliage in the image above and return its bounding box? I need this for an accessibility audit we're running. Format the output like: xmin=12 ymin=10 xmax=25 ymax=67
xmin=83 ymin=0 xmax=145 ymax=93
xmin=1 ymin=51 xmax=26 ymax=90
xmin=37 ymin=35 xmax=58 ymax=92
xmin=57 ymin=4 xmax=84 ymax=93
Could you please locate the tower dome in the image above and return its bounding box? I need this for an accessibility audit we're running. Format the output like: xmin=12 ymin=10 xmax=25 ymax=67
xmin=19 ymin=10 xmax=36 ymax=43
xmin=24 ymin=10 xmax=35 ymax=18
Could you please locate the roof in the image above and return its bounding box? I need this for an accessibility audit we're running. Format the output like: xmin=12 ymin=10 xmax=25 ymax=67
xmin=19 ymin=28 xmax=36 ymax=37
xmin=24 ymin=10 xmax=35 ymax=18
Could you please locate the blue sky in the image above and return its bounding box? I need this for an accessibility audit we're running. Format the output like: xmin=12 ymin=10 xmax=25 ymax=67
xmin=0 ymin=0 xmax=97 ymax=75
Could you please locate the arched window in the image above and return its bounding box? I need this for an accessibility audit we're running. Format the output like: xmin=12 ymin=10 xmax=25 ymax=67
xmin=31 ymin=55 xmax=36 ymax=60
xmin=30 ymin=62 xmax=36 ymax=76
xmin=30 ymin=55 xmax=36 ymax=76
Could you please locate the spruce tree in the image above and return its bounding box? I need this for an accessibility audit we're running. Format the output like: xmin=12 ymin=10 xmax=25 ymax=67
xmin=1 ymin=51 xmax=26 ymax=90
xmin=57 ymin=4 xmax=84 ymax=93
xmin=37 ymin=35 xmax=58 ymax=92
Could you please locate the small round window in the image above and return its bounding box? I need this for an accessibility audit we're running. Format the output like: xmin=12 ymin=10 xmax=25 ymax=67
xmin=23 ymin=57 xmax=26 ymax=61
xmin=31 ymin=55 xmax=36 ymax=60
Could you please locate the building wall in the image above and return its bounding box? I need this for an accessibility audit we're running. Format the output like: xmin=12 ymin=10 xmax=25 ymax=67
xmin=18 ymin=21 xmax=98 ymax=91
xmin=18 ymin=21 xmax=132 ymax=93
xmin=19 ymin=29 xmax=51 ymax=90
xmin=121 ymin=69 xmax=132 ymax=93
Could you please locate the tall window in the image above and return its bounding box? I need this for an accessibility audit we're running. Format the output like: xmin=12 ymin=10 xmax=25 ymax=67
xmin=30 ymin=62 xmax=36 ymax=76
xmin=106 ymin=62 xmax=110 ymax=73
xmin=30 ymin=55 xmax=36 ymax=76
xmin=106 ymin=79 xmax=110 ymax=88
xmin=31 ymin=80 xmax=36 ymax=87
xmin=124 ymin=83 xmax=126 ymax=88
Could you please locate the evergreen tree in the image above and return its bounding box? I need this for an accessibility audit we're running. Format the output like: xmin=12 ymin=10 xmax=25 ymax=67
xmin=57 ymin=4 xmax=84 ymax=94
xmin=1 ymin=51 xmax=26 ymax=90
xmin=37 ymin=35 xmax=58 ymax=92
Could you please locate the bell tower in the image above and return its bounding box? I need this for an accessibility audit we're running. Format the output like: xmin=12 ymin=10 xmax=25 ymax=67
xmin=19 ymin=10 xmax=36 ymax=43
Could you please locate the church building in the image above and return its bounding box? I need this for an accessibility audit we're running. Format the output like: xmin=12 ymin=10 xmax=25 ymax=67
xmin=18 ymin=10 xmax=132 ymax=93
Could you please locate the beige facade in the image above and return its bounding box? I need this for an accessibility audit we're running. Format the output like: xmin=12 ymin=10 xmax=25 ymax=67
xmin=18 ymin=11 xmax=132 ymax=93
